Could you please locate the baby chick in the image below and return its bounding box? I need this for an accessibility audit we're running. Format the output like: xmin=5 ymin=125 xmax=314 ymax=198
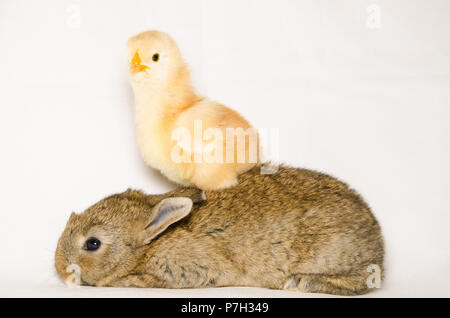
xmin=127 ymin=30 xmax=259 ymax=190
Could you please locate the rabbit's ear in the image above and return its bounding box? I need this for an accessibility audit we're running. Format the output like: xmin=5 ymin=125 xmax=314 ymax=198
xmin=140 ymin=197 xmax=193 ymax=245
xmin=66 ymin=212 xmax=78 ymax=225
xmin=147 ymin=188 xmax=206 ymax=206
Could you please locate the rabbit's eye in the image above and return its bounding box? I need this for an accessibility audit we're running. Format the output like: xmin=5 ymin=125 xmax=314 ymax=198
xmin=83 ymin=237 xmax=101 ymax=251
xmin=152 ymin=53 xmax=159 ymax=62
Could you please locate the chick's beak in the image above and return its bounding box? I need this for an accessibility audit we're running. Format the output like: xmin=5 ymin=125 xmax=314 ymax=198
xmin=130 ymin=51 xmax=150 ymax=73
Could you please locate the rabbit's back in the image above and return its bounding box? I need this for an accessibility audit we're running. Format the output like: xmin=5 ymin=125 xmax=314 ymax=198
xmin=170 ymin=165 xmax=384 ymax=294
xmin=144 ymin=165 xmax=383 ymax=294
xmin=191 ymin=165 xmax=380 ymax=237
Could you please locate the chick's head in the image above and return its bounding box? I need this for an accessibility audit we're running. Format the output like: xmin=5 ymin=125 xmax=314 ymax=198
xmin=127 ymin=30 xmax=184 ymax=87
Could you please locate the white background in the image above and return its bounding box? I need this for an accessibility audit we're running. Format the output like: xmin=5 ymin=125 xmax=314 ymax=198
xmin=0 ymin=0 xmax=449 ymax=297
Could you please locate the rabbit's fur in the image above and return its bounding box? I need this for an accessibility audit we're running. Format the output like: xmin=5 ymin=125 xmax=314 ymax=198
xmin=55 ymin=165 xmax=384 ymax=295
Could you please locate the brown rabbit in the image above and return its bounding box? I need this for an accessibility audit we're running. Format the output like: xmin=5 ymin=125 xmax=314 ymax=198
xmin=55 ymin=164 xmax=384 ymax=295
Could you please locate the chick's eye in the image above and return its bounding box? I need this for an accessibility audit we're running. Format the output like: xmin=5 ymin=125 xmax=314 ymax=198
xmin=83 ymin=237 xmax=101 ymax=251
xmin=152 ymin=53 xmax=159 ymax=62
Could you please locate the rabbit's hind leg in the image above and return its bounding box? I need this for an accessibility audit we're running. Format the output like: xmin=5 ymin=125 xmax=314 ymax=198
xmin=283 ymin=273 xmax=370 ymax=296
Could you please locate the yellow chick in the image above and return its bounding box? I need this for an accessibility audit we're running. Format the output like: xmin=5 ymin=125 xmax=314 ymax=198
xmin=127 ymin=30 xmax=259 ymax=190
